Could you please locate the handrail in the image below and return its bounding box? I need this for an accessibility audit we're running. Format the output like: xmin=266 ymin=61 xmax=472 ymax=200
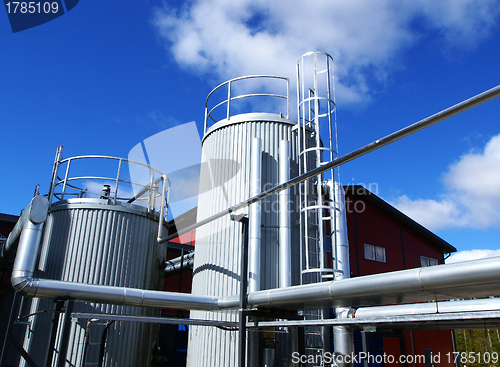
xmin=48 ymin=152 xmax=171 ymax=241
xmin=47 ymin=151 xmax=171 ymax=242
xmin=50 ymin=154 xmax=170 ymax=207
xmin=204 ymin=75 xmax=290 ymax=134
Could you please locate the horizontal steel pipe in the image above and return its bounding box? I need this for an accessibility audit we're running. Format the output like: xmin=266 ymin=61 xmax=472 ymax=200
xmin=242 ymin=256 xmax=500 ymax=309
xmin=11 ymin=275 xmax=218 ymax=311
xmin=72 ymin=312 xmax=239 ymax=328
xmin=353 ymin=297 xmax=500 ymax=319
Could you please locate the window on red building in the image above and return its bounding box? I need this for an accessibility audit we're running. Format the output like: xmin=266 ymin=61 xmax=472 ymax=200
xmin=420 ymin=255 xmax=439 ymax=267
xmin=364 ymin=243 xmax=386 ymax=263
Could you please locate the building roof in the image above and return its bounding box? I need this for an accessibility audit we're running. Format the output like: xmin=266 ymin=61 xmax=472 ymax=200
xmin=0 ymin=213 xmax=19 ymax=225
xmin=344 ymin=185 xmax=456 ymax=254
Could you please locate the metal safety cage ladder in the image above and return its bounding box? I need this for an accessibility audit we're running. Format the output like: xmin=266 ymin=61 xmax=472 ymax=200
xmin=296 ymin=51 xmax=338 ymax=365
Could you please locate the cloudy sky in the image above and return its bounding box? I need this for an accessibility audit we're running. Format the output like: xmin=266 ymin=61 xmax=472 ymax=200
xmin=1 ymin=0 xmax=500 ymax=262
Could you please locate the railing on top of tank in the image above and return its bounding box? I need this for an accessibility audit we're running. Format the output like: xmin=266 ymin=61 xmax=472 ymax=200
xmin=204 ymin=75 xmax=290 ymax=134
xmin=47 ymin=152 xmax=170 ymax=217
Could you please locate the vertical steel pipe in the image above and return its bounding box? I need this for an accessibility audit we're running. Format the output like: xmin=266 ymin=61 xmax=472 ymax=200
xmin=328 ymin=181 xmax=354 ymax=366
xmin=237 ymin=216 xmax=249 ymax=367
xmin=279 ymin=140 xmax=291 ymax=288
xmin=248 ymin=138 xmax=262 ymax=293
xmin=332 ymin=181 xmax=350 ymax=279
xmin=1 ymin=195 xmax=49 ymax=271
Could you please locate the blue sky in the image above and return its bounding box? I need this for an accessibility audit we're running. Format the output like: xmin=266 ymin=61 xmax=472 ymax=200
xmin=1 ymin=0 xmax=500 ymax=261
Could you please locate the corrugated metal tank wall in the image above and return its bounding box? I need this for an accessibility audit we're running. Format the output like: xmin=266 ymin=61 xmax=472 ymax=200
xmin=19 ymin=200 xmax=165 ymax=367
xmin=187 ymin=114 xmax=300 ymax=367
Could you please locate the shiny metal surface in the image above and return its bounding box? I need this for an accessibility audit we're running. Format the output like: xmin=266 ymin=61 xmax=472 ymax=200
xmin=330 ymin=181 xmax=349 ymax=280
xmin=246 ymin=310 xmax=500 ymax=330
xmin=248 ymin=137 xmax=262 ymax=293
xmin=279 ymin=140 xmax=291 ymax=288
xmin=296 ymin=51 xmax=337 ymax=287
xmin=353 ymin=297 xmax=500 ymax=318
xmin=165 ymin=251 xmax=194 ymax=265
xmin=14 ymin=248 xmax=500 ymax=313
xmin=11 ymin=222 xmax=45 ymax=292
xmin=14 ymin=200 xmax=167 ymax=367
xmin=7 ymin=72 xmax=500 ymax=367
xmin=164 ymin=252 xmax=194 ymax=274
xmin=188 ymin=113 xmax=299 ymax=367
xmin=1 ymin=195 xmax=49 ymax=270
xmin=327 ymin=181 xmax=353 ymax=365
xmin=243 ymin=256 xmax=500 ymax=309
xmin=13 ymin=279 xmax=217 ymax=310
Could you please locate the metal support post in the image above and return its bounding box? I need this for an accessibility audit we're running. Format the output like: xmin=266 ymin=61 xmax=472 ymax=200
xmin=46 ymin=301 xmax=65 ymax=367
xmin=361 ymin=331 xmax=370 ymax=367
xmin=232 ymin=214 xmax=249 ymax=367
xmin=57 ymin=300 xmax=74 ymax=367
xmin=399 ymin=333 xmax=409 ymax=367
xmin=297 ymin=326 xmax=305 ymax=367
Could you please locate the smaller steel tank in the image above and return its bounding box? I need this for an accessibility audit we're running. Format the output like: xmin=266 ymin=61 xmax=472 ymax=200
xmin=18 ymin=149 xmax=170 ymax=367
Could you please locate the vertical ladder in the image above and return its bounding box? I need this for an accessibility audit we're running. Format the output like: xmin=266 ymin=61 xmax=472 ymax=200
xmin=296 ymin=51 xmax=338 ymax=366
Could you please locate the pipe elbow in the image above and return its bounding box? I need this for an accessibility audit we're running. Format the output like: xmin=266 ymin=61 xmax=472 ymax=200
xmin=11 ymin=271 xmax=36 ymax=296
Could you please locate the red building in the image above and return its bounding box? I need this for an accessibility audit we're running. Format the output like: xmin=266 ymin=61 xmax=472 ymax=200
xmin=344 ymin=185 xmax=455 ymax=277
xmin=344 ymin=185 xmax=457 ymax=366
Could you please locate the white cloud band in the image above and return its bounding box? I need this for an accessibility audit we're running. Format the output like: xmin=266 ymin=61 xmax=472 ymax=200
xmin=152 ymin=0 xmax=500 ymax=105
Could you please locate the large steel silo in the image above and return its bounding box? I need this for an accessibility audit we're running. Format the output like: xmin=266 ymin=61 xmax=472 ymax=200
xmin=187 ymin=76 xmax=301 ymax=367
xmin=188 ymin=52 xmax=340 ymax=366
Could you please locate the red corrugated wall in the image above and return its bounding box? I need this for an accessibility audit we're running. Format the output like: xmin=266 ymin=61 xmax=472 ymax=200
xmin=345 ymin=189 xmax=455 ymax=365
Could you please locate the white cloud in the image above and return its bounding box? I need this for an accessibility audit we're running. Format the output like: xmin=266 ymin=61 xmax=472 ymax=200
xmin=390 ymin=195 xmax=463 ymax=230
xmin=413 ymin=0 xmax=500 ymax=49
xmin=391 ymin=133 xmax=500 ymax=231
xmin=445 ymin=135 xmax=500 ymax=202
xmin=152 ymin=0 xmax=499 ymax=106
xmin=446 ymin=249 xmax=500 ymax=263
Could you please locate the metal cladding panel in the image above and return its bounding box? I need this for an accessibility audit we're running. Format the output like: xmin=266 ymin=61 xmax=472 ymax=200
xmin=187 ymin=118 xmax=300 ymax=367
xmin=20 ymin=202 xmax=165 ymax=367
